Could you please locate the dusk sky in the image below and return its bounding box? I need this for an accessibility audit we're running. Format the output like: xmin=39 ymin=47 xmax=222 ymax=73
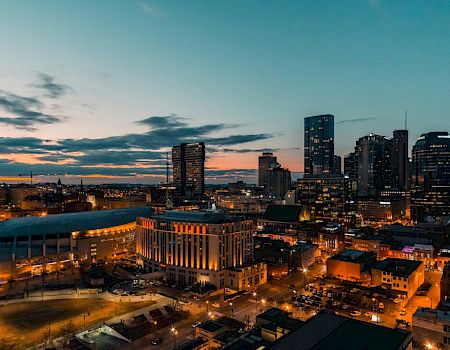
xmin=0 ymin=0 xmax=449 ymax=184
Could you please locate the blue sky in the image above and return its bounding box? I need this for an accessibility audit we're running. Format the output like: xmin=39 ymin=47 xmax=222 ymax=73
xmin=0 ymin=0 xmax=449 ymax=183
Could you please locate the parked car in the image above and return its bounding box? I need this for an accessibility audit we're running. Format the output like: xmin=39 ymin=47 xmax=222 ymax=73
xmin=192 ymin=321 xmax=202 ymax=328
xmin=151 ymin=337 xmax=164 ymax=345
xmin=393 ymin=298 xmax=402 ymax=304
xmin=350 ymin=310 xmax=361 ymax=317
xmin=364 ymin=312 xmax=372 ymax=318
xmin=396 ymin=319 xmax=410 ymax=327
xmin=212 ymin=302 xmax=221 ymax=308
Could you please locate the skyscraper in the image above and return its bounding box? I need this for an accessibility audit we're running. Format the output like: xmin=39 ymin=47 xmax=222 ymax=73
xmin=356 ymin=134 xmax=391 ymax=198
xmin=265 ymin=165 xmax=291 ymax=200
xmin=258 ymin=152 xmax=278 ymax=187
xmin=391 ymin=130 xmax=409 ymax=191
xmin=332 ymin=154 xmax=342 ymax=175
xmin=172 ymin=142 xmax=205 ymax=198
xmin=304 ymin=114 xmax=334 ymax=175
xmin=411 ymin=132 xmax=450 ymax=222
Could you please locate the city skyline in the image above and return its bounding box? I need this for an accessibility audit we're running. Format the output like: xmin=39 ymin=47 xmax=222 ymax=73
xmin=1 ymin=1 xmax=450 ymax=184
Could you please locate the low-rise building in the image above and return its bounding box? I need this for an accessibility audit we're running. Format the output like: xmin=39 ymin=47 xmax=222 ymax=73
xmin=326 ymin=249 xmax=377 ymax=284
xmin=440 ymin=262 xmax=450 ymax=310
xmin=371 ymin=258 xmax=425 ymax=301
xmin=413 ymin=308 xmax=450 ymax=350
xmin=269 ymin=310 xmax=412 ymax=350
xmin=256 ymin=308 xmax=303 ymax=343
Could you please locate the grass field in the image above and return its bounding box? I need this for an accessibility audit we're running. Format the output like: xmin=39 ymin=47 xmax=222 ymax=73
xmin=0 ymin=299 xmax=155 ymax=349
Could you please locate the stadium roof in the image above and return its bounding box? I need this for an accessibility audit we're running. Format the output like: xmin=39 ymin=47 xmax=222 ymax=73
xmin=0 ymin=207 xmax=151 ymax=238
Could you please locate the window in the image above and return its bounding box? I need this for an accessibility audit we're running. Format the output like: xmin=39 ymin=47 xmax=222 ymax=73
xmin=445 ymin=336 xmax=450 ymax=344
xmin=444 ymin=325 xmax=450 ymax=333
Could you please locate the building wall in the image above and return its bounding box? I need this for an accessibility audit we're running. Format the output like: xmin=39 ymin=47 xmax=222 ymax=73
xmin=326 ymin=259 xmax=364 ymax=282
xmin=136 ymin=216 xmax=261 ymax=290
xmin=413 ymin=310 xmax=450 ymax=350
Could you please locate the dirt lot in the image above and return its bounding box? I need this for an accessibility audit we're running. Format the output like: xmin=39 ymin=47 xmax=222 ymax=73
xmin=0 ymin=299 xmax=155 ymax=349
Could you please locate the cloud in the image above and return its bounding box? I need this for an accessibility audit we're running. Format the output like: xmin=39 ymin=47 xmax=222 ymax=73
xmin=220 ymin=148 xmax=279 ymax=153
xmin=0 ymin=89 xmax=64 ymax=131
xmin=140 ymin=2 xmax=163 ymax=16
xmin=0 ymin=114 xmax=274 ymax=180
xmin=31 ymin=72 xmax=73 ymax=99
xmin=336 ymin=117 xmax=376 ymax=125
xmin=366 ymin=0 xmax=380 ymax=8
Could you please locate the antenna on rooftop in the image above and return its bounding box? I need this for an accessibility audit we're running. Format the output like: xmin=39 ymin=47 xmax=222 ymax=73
xmin=404 ymin=110 xmax=408 ymax=130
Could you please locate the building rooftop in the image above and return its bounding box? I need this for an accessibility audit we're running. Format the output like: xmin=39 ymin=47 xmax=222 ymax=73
xmin=263 ymin=205 xmax=307 ymax=223
xmin=413 ymin=308 xmax=450 ymax=322
xmin=257 ymin=308 xmax=303 ymax=331
xmin=174 ymin=337 xmax=208 ymax=350
xmin=0 ymin=207 xmax=151 ymax=238
xmin=153 ymin=210 xmax=241 ymax=224
xmin=329 ymin=249 xmax=375 ymax=263
xmin=269 ymin=310 xmax=411 ymax=350
xmin=372 ymin=258 xmax=422 ymax=277
xmin=197 ymin=320 xmax=226 ymax=333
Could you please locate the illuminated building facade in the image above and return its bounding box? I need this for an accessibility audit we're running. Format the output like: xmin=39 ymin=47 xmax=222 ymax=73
xmin=172 ymin=142 xmax=205 ymax=198
xmin=296 ymin=174 xmax=345 ymax=220
xmin=411 ymin=132 xmax=450 ymax=222
xmin=136 ymin=210 xmax=267 ymax=290
xmin=0 ymin=207 xmax=150 ymax=282
xmin=304 ymin=114 xmax=335 ymax=175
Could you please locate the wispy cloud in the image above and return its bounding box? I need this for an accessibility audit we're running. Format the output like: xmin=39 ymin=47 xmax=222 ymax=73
xmin=336 ymin=117 xmax=376 ymax=125
xmin=140 ymin=2 xmax=163 ymax=16
xmin=0 ymin=89 xmax=64 ymax=131
xmin=31 ymin=72 xmax=73 ymax=99
xmin=0 ymin=114 xmax=273 ymax=179
xmin=366 ymin=0 xmax=380 ymax=9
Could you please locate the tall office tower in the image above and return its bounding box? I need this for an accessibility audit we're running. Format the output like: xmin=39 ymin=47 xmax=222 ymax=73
xmin=411 ymin=132 xmax=450 ymax=222
xmin=258 ymin=152 xmax=278 ymax=187
xmin=356 ymin=134 xmax=392 ymax=198
xmin=344 ymin=152 xmax=358 ymax=179
xmin=172 ymin=142 xmax=205 ymax=198
xmin=265 ymin=165 xmax=291 ymax=200
xmin=332 ymin=155 xmax=342 ymax=175
xmin=344 ymin=152 xmax=358 ymax=210
xmin=391 ymin=130 xmax=409 ymax=191
xmin=304 ymin=114 xmax=334 ymax=175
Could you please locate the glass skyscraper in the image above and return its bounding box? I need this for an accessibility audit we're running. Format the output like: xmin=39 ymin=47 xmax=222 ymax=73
xmin=304 ymin=114 xmax=334 ymax=175
xmin=172 ymin=142 xmax=205 ymax=198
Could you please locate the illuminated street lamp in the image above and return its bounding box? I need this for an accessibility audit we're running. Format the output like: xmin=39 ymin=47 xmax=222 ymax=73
xmin=229 ymin=302 xmax=234 ymax=317
xmin=171 ymin=327 xmax=178 ymax=349
xmin=206 ymin=300 xmax=209 ymax=312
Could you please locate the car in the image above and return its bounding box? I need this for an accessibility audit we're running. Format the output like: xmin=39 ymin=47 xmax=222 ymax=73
xmin=332 ymin=301 xmax=341 ymax=307
xmin=342 ymin=304 xmax=350 ymax=310
xmin=364 ymin=312 xmax=372 ymax=318
xmin=378 ymin=302 xmax=385 ymax=309
xmin=400 ymin=309 xmax=407 ymax=316
xmin=151 ymin=338 xmax=164 ymax=345
xmin=212 ymin=302 xmax=221 ymax=308
xmin=396 ymin=319 xmax=410 ymax=327
xmin=192 ymin=321 xmax=202 ymax=328
xmin=393 ymin=298 xmax=403 ymax=304
xmin=350 ymin=310 xmax=361 ymax=317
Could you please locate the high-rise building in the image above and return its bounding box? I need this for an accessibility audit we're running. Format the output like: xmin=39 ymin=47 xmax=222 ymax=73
xmin=344 ymin=152 xmax=358 ymax=212
xmin=304 ymin=114 xmax=334 ymax=175
xmin=172 ymin=142 xmax=205 ymax=198
xmin=265 ymin=165 xmax=291 ymax=200
xmin=296 ymin=174 xmax=345 ymax=220
xmin=136 ymin=210 xmax=267 ymax=290
xmin=258 ymin=152 xmax=278 ymax=187
xmin=391 ymin=130 xmax=409 ymax=191
xmin=356 ymin=134 xmax=391 ymax=198
xmin=411 ymin=132 xmax=450 ymax=222
xmin=332 ymin=154 xmax=342 ymax=175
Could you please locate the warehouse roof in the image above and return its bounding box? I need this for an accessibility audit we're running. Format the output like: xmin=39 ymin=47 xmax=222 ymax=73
xmin=263 ymin=205 xmax=307 ymax=223
xmin=0 ymin=207 xmax=151 ymax=238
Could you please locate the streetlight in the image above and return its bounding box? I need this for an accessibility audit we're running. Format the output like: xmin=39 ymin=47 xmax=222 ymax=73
xmin=171 ymin=327 xmax=178 ymax=349
xmin=229 ymin=302 xmax=234 ymax=317
xmin=206 ymin=300 xmax=209 ymax=313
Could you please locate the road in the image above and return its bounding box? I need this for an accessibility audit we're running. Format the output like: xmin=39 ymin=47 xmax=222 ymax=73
xmin=124 ymin=263 xmax=326 ymax=350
